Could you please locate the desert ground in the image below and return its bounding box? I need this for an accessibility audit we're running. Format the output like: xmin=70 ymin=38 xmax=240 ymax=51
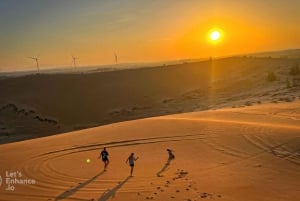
xmin=0 ymin=56 xmax=300 ymax=143
xmin=0 ymin=53 xmax=300 ymax=201
xmin=0 ymin=101 xmax=299 ymax=201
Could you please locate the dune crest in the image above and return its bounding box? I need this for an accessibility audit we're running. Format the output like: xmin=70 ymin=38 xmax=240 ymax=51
xmin=1 ymin=57 xmax=300 ymax=144
xmin=0 ymin=101 xmax=299 ymax=201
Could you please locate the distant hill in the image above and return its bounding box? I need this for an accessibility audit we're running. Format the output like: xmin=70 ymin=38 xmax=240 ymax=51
xmin=246 ymin=49 xmax=300 ymax=59
xmin=1 ymin=56 xmax=300 ymax=144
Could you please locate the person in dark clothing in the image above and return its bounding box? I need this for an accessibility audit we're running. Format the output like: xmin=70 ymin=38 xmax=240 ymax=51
xmin=99 ymin=147 xmax=109 ymax=171
xmin=167 ymin=149 xmax=175 ymax=160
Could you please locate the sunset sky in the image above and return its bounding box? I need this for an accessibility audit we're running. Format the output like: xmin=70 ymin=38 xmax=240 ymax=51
xmin=0 ymin=0 xmax=300 ymax=71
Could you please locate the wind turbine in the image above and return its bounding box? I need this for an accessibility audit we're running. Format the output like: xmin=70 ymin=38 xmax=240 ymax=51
xmin=114 ymin=52 xmax=118 ymax=65
xmin=71 ymin=55 xmax=78 ymax=69
xmin=28 ymin=54 xmax=40 ymax=74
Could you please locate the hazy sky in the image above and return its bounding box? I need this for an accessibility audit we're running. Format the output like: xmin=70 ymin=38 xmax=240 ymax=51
xmin=0 ymin=0 xmax=299 ymax=71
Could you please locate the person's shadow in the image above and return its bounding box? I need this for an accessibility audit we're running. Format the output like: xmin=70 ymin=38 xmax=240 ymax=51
xmin=156 ymin=157 xmax=174 ymax=177
xmin=98 ymin=176 xmax=131 ymax=201
xmin=55 ymin=170 xmax=105 ymax=200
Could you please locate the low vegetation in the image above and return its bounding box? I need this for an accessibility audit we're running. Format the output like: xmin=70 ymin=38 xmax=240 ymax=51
xmin=267 ymin=71 xmax=276 ymax=82
xmin=289 ymin=62 xmax=299 ymax=75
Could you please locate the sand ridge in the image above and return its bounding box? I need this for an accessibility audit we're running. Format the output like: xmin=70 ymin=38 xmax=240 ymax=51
xmin=1 ymin=57 xmax=300 ymax=143
xmin=0 ymin=101 xmax=299 ymax=201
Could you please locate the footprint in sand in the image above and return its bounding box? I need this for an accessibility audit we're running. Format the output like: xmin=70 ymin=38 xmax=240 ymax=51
xmin=200 ymin=193 xmax=208 ymax=198
xmin=173 ymin=169 xmax=189 ymax=180
xmin=199 ymin=192 xmax=220 ymax=199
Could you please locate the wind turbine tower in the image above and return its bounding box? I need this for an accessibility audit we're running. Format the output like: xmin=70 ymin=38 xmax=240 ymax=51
xmin=114 ymin=52 xmax=118 ymax=65
xmin=28 ymin=55 xmax=40 ymax=74
xmin=71 ymin=55 xmax=78 ymax=69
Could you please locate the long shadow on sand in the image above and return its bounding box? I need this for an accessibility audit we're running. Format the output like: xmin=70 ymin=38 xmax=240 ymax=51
xmin=98 ymin=176 xmax=131 ymax=201
xmin=156 ymin=158 xmax=174 ymax=177
xmin=55 ymin=170 xmax=105 ymax=200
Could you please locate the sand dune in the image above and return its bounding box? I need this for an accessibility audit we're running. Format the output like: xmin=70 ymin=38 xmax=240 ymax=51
xmin=0 ymin=101 xmax=299 ymax=201
xmin=1 ymin=56 xmax=299 ymax=143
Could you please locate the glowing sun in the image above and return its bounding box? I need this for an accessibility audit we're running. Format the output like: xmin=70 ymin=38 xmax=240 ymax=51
xmin=208 ymin=28 xmax=223 ymax=44
xmin=210 ymin=31 xmax=221 ymax=41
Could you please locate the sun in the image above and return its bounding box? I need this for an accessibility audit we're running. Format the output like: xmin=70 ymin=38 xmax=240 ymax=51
xmin=210 ymin=31 xmax=221 ymax=41
xmin=208 ymin=28 xmax=223 ymax=44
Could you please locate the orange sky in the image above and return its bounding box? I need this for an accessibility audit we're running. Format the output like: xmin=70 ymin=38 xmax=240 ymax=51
xmin=0 ymin=0 xmax=299 ymax=71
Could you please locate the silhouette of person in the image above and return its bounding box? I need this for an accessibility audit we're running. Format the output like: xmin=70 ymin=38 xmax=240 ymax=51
xmin=99 ymin=147 xmax=109 ymax=171
xmin=167 ymin=149 xmax=175 ymax=160
xmin=126 ymin=153 xmax=139 ymax=176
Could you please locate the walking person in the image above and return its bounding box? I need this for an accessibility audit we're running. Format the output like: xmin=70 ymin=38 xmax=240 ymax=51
xmin=166 ymin=149 xmax=175 ymax=160
xmin=99 ymin=147 xmax=109 ymax=171
xmin=126 ymin=153 xmax=139 ymax=176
